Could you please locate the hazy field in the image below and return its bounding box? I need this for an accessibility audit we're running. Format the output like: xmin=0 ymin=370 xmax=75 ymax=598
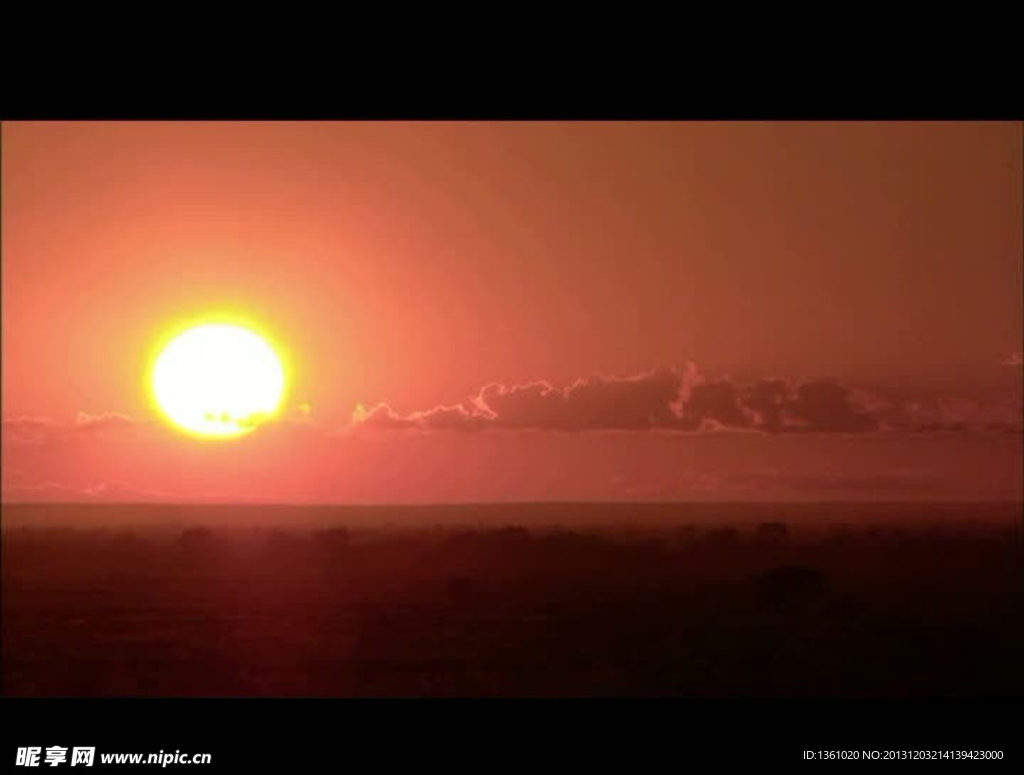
xmin=3 ymin=502 xmax=1021 ymax=697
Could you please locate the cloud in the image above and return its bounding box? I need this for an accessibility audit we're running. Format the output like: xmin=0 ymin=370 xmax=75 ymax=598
xmin=351 ymin=365 xmax=1001 ymax=434
xmin=81 ymin=481 xmax=175 ymax=500
xmin=478 ymin=366 xmax=687 ymax=430
xmin=743 ymin=379 xmax=788 ymax=431
xmin=1 ymin=479 xmax=85 ymax=500
xmin=6 ymin=360 xmax=1020 ymax=461
xmin=1 ymin=416 xmax=60 ymax=445
xmin=878 ymin=396 xmax=1023 ymax=433
xmin=2 ymin=478 xmax=266 ymax=503
xmin=3 ymin=413 xmax=143 ymax=447
xmin=351 ymin=366 xmax=699 ymax=433
xmin=723 ymin=470 xmax=944 ymax=493
xmin=80 ymin=480 xmax=269 ymax=502
xmin=410 ymin=404 xmax=492 ymax=431
xmin=3 ymin=407 xmax=319 ymax=448
xmin=784 ymin=380 xmax=878 ymax=432
xmin=74 ymin=412 xmax=139 ymax=433
xmin=679 ymin=379 xmax=753 ymax=429
xmin=351 ymin=403 xmax=418 ymax=430
xmin=615 ymin=468 xmax=953 ymax=499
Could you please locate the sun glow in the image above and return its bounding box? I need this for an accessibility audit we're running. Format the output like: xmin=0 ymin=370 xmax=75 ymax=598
xmin=150 ymin=323 xmax=286 ymax=439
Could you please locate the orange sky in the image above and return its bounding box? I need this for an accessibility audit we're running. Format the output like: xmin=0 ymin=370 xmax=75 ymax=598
xmin=2 ymin=121 xmax=1021 ymax=503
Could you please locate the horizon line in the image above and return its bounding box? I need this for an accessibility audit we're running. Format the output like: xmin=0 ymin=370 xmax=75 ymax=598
xmin=3 ymin=499 xmax=1021 ymax=508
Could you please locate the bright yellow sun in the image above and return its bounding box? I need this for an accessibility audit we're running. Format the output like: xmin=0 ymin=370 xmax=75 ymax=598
xmin=150 ymin=323 xmax=286 ymax=439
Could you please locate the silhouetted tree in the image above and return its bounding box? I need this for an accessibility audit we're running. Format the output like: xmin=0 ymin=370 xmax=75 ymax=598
xmin=705 ymin=527 xmax=739 ymax=548
xmin=754 ymin=521 xmax=789 ymax=545
xmin=314 ymin=527 xmax=352 ymax=549
xmin=674 ymin=525 xmax=698 ymax=547
xmin=175 ymin=527 xmax=221 ymax=562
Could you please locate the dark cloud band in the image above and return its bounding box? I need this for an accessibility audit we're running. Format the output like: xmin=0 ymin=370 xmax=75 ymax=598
xmin=351 ymin=365 xmax=1021 ymax=434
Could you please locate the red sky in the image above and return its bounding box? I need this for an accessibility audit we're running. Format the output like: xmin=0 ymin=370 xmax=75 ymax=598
xmin=2 ymin=121 xmax=1021 ymax=503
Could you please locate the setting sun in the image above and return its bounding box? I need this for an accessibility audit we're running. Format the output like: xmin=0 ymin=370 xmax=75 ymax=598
xmin=150 ymin=323 xmax=286 ymax=438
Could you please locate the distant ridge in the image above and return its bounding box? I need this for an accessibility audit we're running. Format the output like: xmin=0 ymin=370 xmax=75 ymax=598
xmin=2 ymin=500 xmax=1020 ymax=530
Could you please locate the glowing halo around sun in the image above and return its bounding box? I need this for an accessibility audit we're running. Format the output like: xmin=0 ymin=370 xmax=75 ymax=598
xmin=150 ymin=322 xmax=287 ymax=439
